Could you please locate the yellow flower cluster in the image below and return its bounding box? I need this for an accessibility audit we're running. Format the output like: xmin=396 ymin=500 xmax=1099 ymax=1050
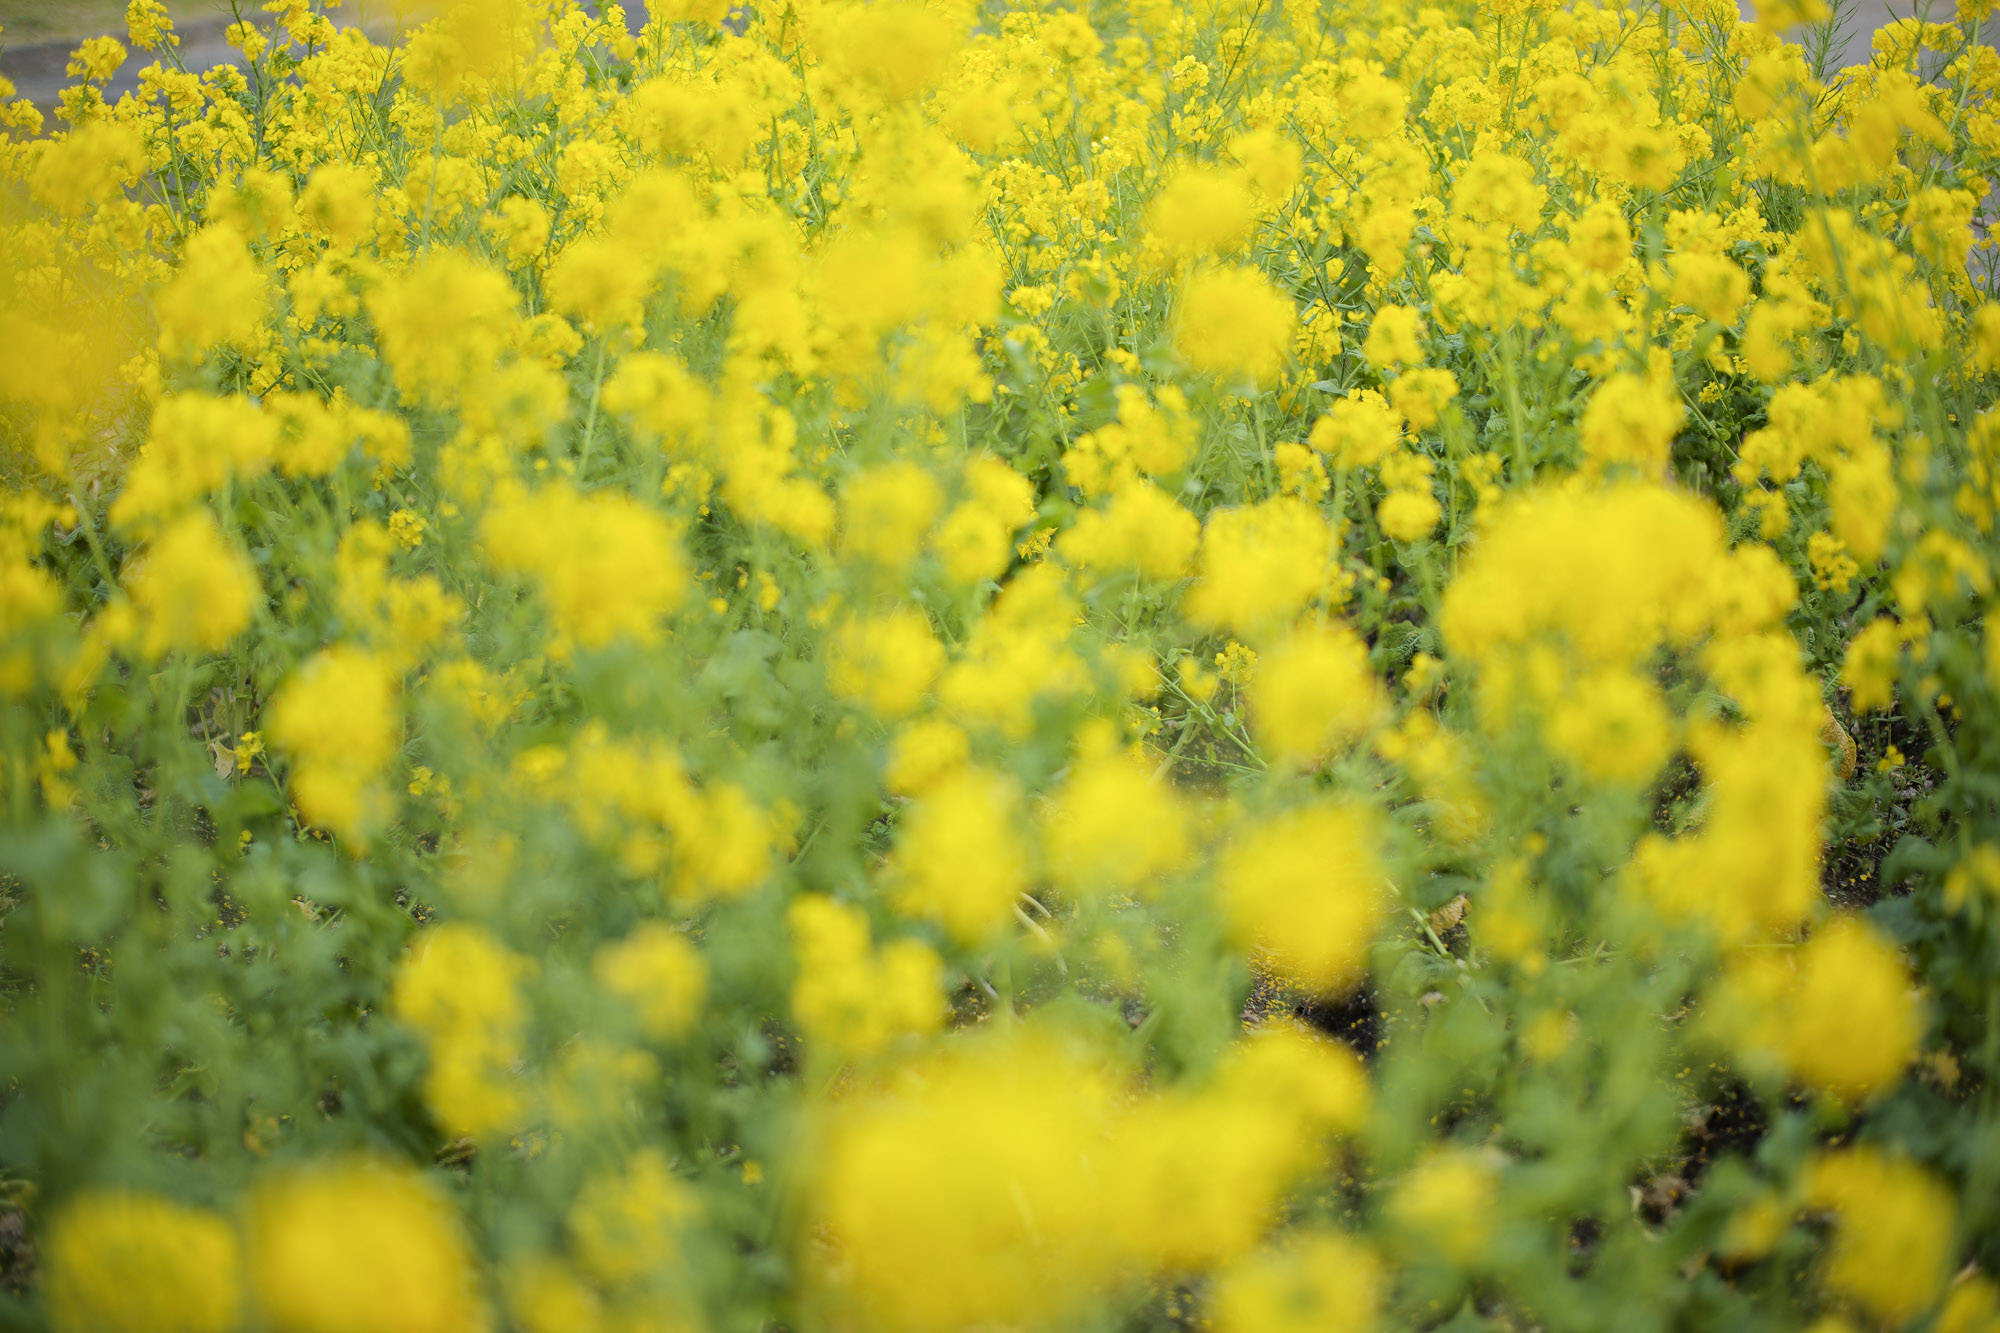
xmin=811 ymin=1022 xmax=1367 ymax=1329
xmin=1 ymin=0 xmax=1996 ymax=1328
xmin=45 ymin=1163 xmax=487 ymax=1333
xmin=391 ymin=923 xmax=532 ymax=1139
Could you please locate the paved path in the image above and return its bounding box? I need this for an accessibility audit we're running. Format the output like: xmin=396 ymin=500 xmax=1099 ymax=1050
xmin=0 ymin=3 xmax=649 ymax=112
xmin=1762 ymin=0 xmax=2000 ymax=69
xmin=0 ymin=1 xmax=1987 ymax=117
xmin=1 ymin=12 xmax=363 ymax=112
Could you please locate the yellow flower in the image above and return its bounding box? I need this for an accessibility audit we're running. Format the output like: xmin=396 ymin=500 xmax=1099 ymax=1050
xmin=1579 ymin=374 xmax=1683 ymax=475
xmin=672 ymin=781 xmax=781 ymax=901
xmin=249 ymin=1158 xmax=490 ymax=1333
xmin=818 ymin=0 xmax=964 ymax=103
xmin=1040 ymin=749 xmax=1190 ymax=897
xmin=389 ymin=508 xmax=427 ymax=551
xmin=1274 ymin=441 xmax=1328 ymax=500
xmin=1230 ymin=124 xmax=1303 ymax=199
xmin=1066 ymin=385 xmax=1197 ymax=493
xmin=1805 ymin=1147 xmax=1955 ymax=1326
xmin=112 ymin=393 xmax=279 ymax=531
xmin=1218 ymin=802 xmax=1386 ymax=992
xmin=503 ymin=1258 xmax=602 ymax=1333
xmin=841 ymin=462 xmax=943 ymax=572
xmin=603 ymin=351 xmax=711 ymax=453
xmin=1453 ymin=151 xmax=1546 ymax=234
xmin=544 ymin=234 xmax=655 ymax=336
xmin=1377 ymin=487 xmax=1441 ymax=542
xmin=884 ymin=717 xmax=970 ymax=794
xmin=890 ymin=766 xmax=1029 ymax=942
xmin=45 ymin=1190 xmax=240 ymax=1333
xmin=122 ymin=511 xmax=259 ymax=660
xmin=1212 ymin=1232 xmax=1382 ymax=1333
xmin=1569 ymin=199 xmax=1633 ymax=274
xmin=568 ymin=1148 xmax=695 ymax=1285
xmin=1147 ymin=165 xmax=1259 ymax=259
xmin=933 ymin=455 xmax=1036 ymax=584
xmin=1174 ymin=265 xmax=1296 ymax=388
xmin=789 ymin=893 xmax=943 ymax=1059
xmin=479 ymin=483 xmax=687 ymax=649
xmin=826 ymin=608 xmax=946 ymax=718
xmin=1713 ymin=916 xmax=1921 ymax=1104
xmin=1386 ymin=367 xmax=1458 ymax=431
xmin=66 ymin=35 xmax=127 ymax=82
xmin=1251 ymin=623 xmax=1382 ymax=766
xmin=1363 ymin=305 xmax=1425 ymax=369
xmin=810 ymin=1028 xmax=1131 ymax=1331
xmin=1058 ymin=481 xmax=1200 ymax=582
xmin=366 ymin=252 xmax=520 ymax=409
xmin=1671 ymin=251 xmax=1751 ymax=325
xmin=594 ymin=923 xmax=709 ymax=1040
xmin=1752 ymin=0 xmax=1829 ymax=28
xmin=1783 ymin=919 xmax=1923 ymax=1101
xmin=1438 ymin=483 xmax=1731 ymax=668
xmin=1939 ymin=1276 xmax=2000 ymax=1333
xmin=266 ymin=646 xmax=400 ymax=842
xmin=1311 ymin=390 xmax=1403 ymax=470
xmin=393 ymin=923 xmax=532 ymax=1138
xmin=1842 ymin=617 xmax=1909 ymax=712
xmin=1185 ymin=496 xmax=1332 ymax=635
xmin=156 ymin=224 xmax=270 ymax=359
xmin=126 ymin=0 xmax=181 ymax=51
xmin=1546 ymin=668 xmax=1675 ymax=785
xmin=1387 ymin=1148 xmax=1500 ymax=1264
xmin=300 ymin=162 xmax=378 ymax=249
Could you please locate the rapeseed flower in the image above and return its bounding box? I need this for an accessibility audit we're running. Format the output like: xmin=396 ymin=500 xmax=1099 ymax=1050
xmin=4 ymin=1 xmax=1995 ymax=1329
xmin=44 ymin=1191 xmax=240 ymax=1333
xmin=249 ymin=1159 xmax=489 ymax=1333
xmin=1174 ymin=266 xmax=1296 ymax=388
xmin=1219 ymin=802 xmax=1386 ymax=992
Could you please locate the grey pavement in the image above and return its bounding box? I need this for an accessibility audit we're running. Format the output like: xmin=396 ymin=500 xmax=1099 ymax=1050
xmin=1757 ymin=0 xmax=2000 ymax=69
xmin=0 ymin=0 xmax=1988 ymax=120
xmin=3 ymin=10 xmax=366 ymax=113
xmin=0 ymin=2 xmax=649 ymax=111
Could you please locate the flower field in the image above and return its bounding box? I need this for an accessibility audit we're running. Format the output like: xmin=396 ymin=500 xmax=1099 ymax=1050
xmin=3 ymin=0 xmax=2000 ymax=1328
